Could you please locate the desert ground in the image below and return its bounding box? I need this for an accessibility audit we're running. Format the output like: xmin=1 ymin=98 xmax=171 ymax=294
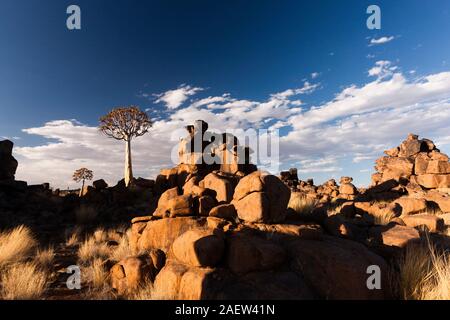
xmin=0 ymin=120 xmax=449 ymax=300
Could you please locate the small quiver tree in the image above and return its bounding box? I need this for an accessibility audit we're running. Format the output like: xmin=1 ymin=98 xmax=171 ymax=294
xmin=73 ymin=168 xmax=94 ymax=197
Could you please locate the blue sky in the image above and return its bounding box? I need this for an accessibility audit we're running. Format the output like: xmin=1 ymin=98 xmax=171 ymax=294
xmin=1 ymin=0 xmax=450 ymax=188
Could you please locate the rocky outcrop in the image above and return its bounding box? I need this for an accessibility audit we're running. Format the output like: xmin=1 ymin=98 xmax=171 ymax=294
xmin=0 ymin=140 xmax=18 ymax=181
xmin=372 ymin=133 xmax=450 ymax=190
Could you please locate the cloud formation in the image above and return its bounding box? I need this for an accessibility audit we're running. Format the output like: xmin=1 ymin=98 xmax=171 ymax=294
xmin=154 ymin=84 xmax=203 ymax=109
xmin=369 ymin=36 xmax=395 ymax=46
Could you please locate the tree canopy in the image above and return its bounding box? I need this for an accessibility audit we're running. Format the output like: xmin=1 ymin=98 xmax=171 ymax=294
xmin=73 ymin=168 xmax=93 ymax=182
xmin=99 ymin=106 xmax=152 ymax=141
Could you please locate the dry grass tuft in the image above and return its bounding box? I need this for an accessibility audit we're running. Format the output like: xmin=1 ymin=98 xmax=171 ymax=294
xmin=0 ymin=225 xmax=37 ymax=268
xmin=399 ymin=238 xmax=450 ymax=300
xmin=126 ymin=279 xmax=155 ymax=300
xmin=109 ymin=230 xmax=133 ymax=262
xmin=0 ymin=262 xmax=49 ymax=300
xmin=83 ymin=258 xmax=109 ymax=289
xmin=78 ymin=237 xmax=111 ymax=264
xmin=65 ymin=226 xmax=84 ymax=247
xmin=34 ymin=247 xmax=55 ymax=270
xmin=288 ymin=193 xmax=318 ymax=216
xmin=372 ymin=210 xmax=396 ymax=226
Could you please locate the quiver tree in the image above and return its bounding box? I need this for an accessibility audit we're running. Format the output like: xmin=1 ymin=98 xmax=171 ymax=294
xmin=99 ymin=106 xmax=152 ymax=187
xmin=73 ymin=168 xmax=94 ymax=196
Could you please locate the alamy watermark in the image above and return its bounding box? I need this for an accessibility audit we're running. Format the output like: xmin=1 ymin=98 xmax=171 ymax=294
xmin=170 ymin=121 xmax=281 ymax=173
xmin=66 ymin=5 xmax=81 ymax=30
xmin=367 ymin=5 xmax=381 ymax=30
xmin=66 ymin=265 xmax=81 ymax=290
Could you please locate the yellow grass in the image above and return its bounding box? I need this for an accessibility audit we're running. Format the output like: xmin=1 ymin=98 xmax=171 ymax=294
xmin=0 ymin=225 xmax=37 ymax=268
xmin=399 ymin=239 xmax=450 ymax=300
xmin=34 ymin=247 xmax=55 ymax=269
xmin=65 ymin=226 xmax=84 ymax=247
xmin=77 ymin=237 xmax=110 ymax=264
xmin=126 ymin=279 xmax=155 ymax=300
xmin=84 ymin=258 xmax=109 ymax=289
xmin=288 ymin=193 xmax=318 ymax=216
xmin=0 ymin=262 xmax=49 ymax=300
xmin=373 ymin=210 xmax=396 ymax=226
xmin=110 ymin=233 xmax=133 ymax=262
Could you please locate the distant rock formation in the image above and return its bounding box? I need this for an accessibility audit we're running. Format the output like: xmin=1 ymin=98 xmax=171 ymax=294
xmin=372 ymin=133 xmax=450 ymax=191
xmin=0 ymin=140 xmax=18 ymax=181
xmin=177 ymin=120 xmax=256 ymax=175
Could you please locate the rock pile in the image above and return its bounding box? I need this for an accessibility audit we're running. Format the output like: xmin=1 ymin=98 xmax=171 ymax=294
xmin=372 ymin=133 xmax=450 ymax=191
xmin=113 ymin=120 xmax=397 ymax=300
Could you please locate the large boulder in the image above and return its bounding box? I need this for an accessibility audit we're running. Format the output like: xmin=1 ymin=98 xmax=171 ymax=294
xmin=402 ymin=214 xmax=445 ymax=232
xmin=289 ymin=236 xmax=391 ymax=299
xmin=152 ymin=261 xmax=230 ymax=300
xmin=232 ymin=171 xmax=291 ymax=223
xmin=110 ymin=250 xmax=165 ymax=295
xmin=394 ymin=197 xmax=428 ymax=216
xmin=398 ymin=134 xmax=423 ymax=157
xmin=209 ymin=204 xmax=237 ymax=220
xmin=0 ymin=140 xmax=18 ymax=181
xmin=375 ymin=156 xmax=414 ymax=181
xmin=369 ymin=224 xmax=420 ymax=248
xmin=416 ymin=174 xmax=450 ymax=189
xmin=153 ymin=187 xmax=179 ymax=218
xmin=226 ymin=234 xmax=286 ymax=274
xmin=423 ymin=191 xmax=450 ymax=212
xmin=172 ymin=229 xmax=225 ymax=267
xmin=133 ymin=217 xmax=202 ymax=253
xmin=200 ymin=172 xmax=235 ymax=203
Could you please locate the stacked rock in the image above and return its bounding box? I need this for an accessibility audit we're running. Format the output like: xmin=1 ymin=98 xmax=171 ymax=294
xmin=338 ymin=176 xmax=358 ymax=200
xmin=0 ymin=140 xmax=18 ymax=182
xmin=372 ymin=134 xmax=450 ymax=191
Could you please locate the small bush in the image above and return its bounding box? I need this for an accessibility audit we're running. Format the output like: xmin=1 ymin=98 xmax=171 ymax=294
xmin=288 ymin=192 xmax=318 ymax=216
xmin=0 ymin=226 xmax=37 ymax=268
xmin=0 ymin=262 xmax=49 ymax=300
xmin=399 ymin=239 xmax=450 ymax=300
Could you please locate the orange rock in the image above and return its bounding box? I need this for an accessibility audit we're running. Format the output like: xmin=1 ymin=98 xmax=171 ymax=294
xmin=394 ymin=197 xmax=427 ymax=215
xmin=232 ymin=171 xmax=290 ymax=223
xmin=201 ymin=172 xmax=235 ymax=203
xmin=288 ymin=237 xmax=390 ymax=299
xmin=426 ymin=160 xmax=450 ymax=174
xmin=135 ymin=217 xmax=202 ymax=253
xmin=172 ymin=230 xmax=224 ymax=267
xmin=417 ymin=174 xmax=450 ymax=189
xmin=373 ymin=224 xmax=420 ymax=248
xmin=402 ymin=214 xmax=445 ymax=232
xmin=226 ymin=234 xmax=286 ymax=274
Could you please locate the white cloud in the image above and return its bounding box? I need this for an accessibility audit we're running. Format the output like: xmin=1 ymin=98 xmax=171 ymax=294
xmin=154 ymin=84 xmax=203 ymax=109
xmin=311 ymin=72 xmax=320 ymax=79
xmin=368 ymin=60 xmax=397 ymax=78
xmin=369 ymin=36 xmax=395 ymax=46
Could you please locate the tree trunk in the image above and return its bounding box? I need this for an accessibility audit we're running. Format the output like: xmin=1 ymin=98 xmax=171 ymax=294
xmin=79 ymin=179 xmax=85 ymax=197
xmin=124 ymin=139 xmax=133 ymax=187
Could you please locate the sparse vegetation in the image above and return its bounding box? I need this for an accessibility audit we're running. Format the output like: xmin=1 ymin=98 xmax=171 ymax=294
xmin=288 ymin=192 xmax=318 ymax=216
xmin=34 ymin=247 xmax=55 ymax=270
xmin=399 ymin=239 xmax=450 ymax=300
xmin=0 ymin=226 xmax=37 ymax=268
xmin=0 ymin=262 xmax=49 ymax=300
xmin=73 ymin=167 xmax=94 ymax=197
xmin=77 ymin=237 xmax=111 ymax=264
